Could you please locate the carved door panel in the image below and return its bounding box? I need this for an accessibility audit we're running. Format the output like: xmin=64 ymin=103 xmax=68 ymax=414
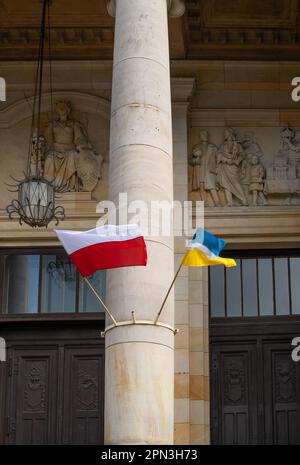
xmin=62 ymin=348 xmax=104 ymax=445
xmin=211 ymin=344 xmax=258 ymax=445
xmin=8 ymin=348 xmax=58 ymax=445
xmin=264 ymin=343 xmax=300 ymax=445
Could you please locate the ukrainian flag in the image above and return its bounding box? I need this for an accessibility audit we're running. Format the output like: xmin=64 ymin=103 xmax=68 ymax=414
xmin=182 ymin=228 xmax=236 ymax=268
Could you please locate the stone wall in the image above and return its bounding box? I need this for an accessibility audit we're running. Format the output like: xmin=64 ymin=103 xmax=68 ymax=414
xmin=1 ymin=60 xmax=300 ymax=444
xmin=173 ymin=60 xmax=300 ymax=444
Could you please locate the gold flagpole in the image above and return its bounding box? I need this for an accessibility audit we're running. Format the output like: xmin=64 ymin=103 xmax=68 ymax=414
xmin=154 ymin=258 xmax=185 ymax=325
xmin=84 ymin=277 xmax=118 ymax=327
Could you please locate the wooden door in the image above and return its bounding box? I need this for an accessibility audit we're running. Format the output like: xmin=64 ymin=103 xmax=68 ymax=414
xmin=0 ymin=323 xmax=105 ymax=445
xmin=8 ymin=348 xmax=59 ymax=445
xmin=62 ymin=347 xmax=105 ymax=445
xmin=263 ymin=342 xmax=300 ymax=445
xmin=211 ymin=343 xmax=258 ymax=445
xmin=210 ymin=319 xmax=300 ymax=445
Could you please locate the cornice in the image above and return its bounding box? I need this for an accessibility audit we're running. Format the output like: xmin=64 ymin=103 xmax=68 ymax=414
xmin=171 ymin=77 xmax=195 ymax=103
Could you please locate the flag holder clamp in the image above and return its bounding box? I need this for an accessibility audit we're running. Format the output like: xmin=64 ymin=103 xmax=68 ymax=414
xmin=101 ymin=318 xmax=179 ymax=338
xmin=85 ymin=261 xmax=185 ymax=339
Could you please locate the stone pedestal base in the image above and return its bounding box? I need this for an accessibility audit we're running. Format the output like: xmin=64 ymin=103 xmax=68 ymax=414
xmin=56 ymin=191 xmax=98 ymax=215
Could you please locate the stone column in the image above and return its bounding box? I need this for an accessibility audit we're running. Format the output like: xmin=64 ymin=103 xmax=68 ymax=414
xmin=105 ymin=0 xmax=185 ymax=445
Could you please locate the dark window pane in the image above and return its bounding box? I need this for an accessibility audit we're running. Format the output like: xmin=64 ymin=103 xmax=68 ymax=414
xmin=79 ymin=271 xmax=106 ymax=313
xmin=210 ymin=266 xmax=225 ymax=317
xmin=242 ymin=259 xmax=258 ymax=316
xmin=226 ymin=259 xmax=242 ymax=317
xmin=4 ymin=255 xmax=40 ymax=314
xmin=274 ymin=258 xmax=290 ymax=315
xmin=41 ymin=255 xmax=76 ymax=313
xmin=290 ymin=258 xmax=300 ymax=315
xmin=258 ymin=258 xmax=274 ymax=316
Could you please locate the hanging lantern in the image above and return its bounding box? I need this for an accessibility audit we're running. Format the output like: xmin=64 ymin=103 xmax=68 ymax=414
xmin=6 ymin=176 xmax=65 ymax=228
xmin=5 ymin=0 xmax=65 ymax=228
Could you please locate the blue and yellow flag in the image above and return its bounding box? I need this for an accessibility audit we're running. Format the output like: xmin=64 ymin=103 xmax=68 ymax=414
xmin=182 ymin=228 xmax=236 ymax=268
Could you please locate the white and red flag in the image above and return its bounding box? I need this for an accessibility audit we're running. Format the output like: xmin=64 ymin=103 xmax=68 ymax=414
xmin=55 ymin=224 xmax=148 ymax=277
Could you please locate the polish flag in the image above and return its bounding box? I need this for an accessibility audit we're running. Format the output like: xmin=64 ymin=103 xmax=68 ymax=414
xmin=55 ymin=224 xmax=148 ymax=277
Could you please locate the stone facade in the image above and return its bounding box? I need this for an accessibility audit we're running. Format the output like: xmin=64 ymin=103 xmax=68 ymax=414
xmin=1 ymin=1 xmax=300 ymax=444
xmin=1 ymin=57 xmax=300 ymax=444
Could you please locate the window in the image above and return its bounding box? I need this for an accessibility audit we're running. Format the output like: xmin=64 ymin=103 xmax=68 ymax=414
xmin=209 ymin=252 xmax=300 ymax=318
xmin=1 ymin=252 xmax=106 ymax=314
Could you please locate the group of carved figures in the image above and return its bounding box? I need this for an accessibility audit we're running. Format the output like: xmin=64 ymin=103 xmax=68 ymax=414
xmin=190 ymin=126 xmax=300 ymax=207
xmin=30 ymin=100 xmax=103 ymax=192
xmin=268 ymin=127 xmax=300 ymax=183
xmin=190 ymin=128 xmax=268 ymax=207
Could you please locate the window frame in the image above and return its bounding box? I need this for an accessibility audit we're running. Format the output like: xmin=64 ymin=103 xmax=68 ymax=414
xmin=209 ymin=248 xmax=300 ymax=320
xmin=0 ymin=247 xmax=106 ymax=321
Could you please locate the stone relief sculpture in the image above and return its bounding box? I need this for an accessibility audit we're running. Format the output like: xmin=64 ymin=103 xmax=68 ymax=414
xmin=189 ymin=127 xmax=276 ymax=207
xmin=288 ymin=130 xmax=300 ymax=178
xmin=248 ymin=155 xmax=268 ymax=206
xmin=265 ymin=127 xmax=300 ymax=200
xmin=241 ymin=131 xmax=264 ymax=159
xmin=217 ymin=128 xmax=249 ymax=206
xmin=190 ymin=130 xmax=220 ymax=206
xmin=42 ymin=100 xmax=103 ymax=192
xmin=189 ymin=125 xmax=300 ymax=206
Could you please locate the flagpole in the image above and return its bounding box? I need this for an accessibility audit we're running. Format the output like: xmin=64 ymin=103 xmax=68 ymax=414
xmin=154 ymin=258 xmax=185 ymax=325
xmin=84 ymin=277 xmax=118 ymax=327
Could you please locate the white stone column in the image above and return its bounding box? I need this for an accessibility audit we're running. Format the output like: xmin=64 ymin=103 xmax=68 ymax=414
xmin=105 ymin=0 xmax=185 ymax=445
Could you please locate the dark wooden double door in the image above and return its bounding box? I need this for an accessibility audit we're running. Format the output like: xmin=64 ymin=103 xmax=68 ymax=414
xmin=0 ymin=322 xmax=105 ymax=445
xmin=210 ymin=318 xmax=300 ymax=445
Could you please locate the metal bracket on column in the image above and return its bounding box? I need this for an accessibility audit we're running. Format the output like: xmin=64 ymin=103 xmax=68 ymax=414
xmin=101 ymin=320 xmax=179 ymax=337
xmin=107 ymin=1 xmax=186 ymax=18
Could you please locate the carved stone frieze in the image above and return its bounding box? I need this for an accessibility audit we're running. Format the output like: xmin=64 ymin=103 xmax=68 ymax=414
xmin=2 ymin=1 xmax=300 ymax=61
xmin=186 ymin=0 xmax=300 ymax=60
xmin=189 ymin=126 xmax=300 ymax=207
xmin=0 ymin=28 xmax=114 ymax=60
xmin=266 ymin=127 xmax=300 ymax=197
